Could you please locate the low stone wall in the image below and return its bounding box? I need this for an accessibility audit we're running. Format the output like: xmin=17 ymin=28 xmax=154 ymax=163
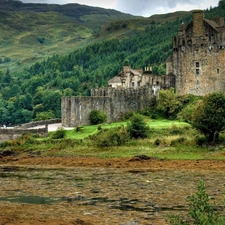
xmin=16 ymin=119 xmax=61 ymax=129
xmin=0 ymin=126 xmax=48 ymax=144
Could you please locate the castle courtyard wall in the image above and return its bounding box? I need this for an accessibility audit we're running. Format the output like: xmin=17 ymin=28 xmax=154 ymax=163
xmin=62 ymin=87 xmax=154 ymax=127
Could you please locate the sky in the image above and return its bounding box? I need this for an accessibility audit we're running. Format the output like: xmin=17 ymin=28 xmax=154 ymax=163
xmin=21 ymin=0 xmax=219 ymax=17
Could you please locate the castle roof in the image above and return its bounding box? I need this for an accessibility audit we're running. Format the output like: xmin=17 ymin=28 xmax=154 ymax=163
xmin=108 ymin=76 xmax=121 ymax=84
xmin=130 ymin=69 xmax=141 ymax=76
xmin=204 ymin=19 xmax=219 ymax=32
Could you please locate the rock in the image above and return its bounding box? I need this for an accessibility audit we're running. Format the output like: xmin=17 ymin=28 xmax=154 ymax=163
xmin=0 ymin=149 xmax=14 ymax=157
xmin=128 ymin=155 xmax=152 ymax=162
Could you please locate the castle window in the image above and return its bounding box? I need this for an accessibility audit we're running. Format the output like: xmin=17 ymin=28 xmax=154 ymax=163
xmin=196 ymin=69 xmax=200 ymax=75
xmin=138 ymin=81 xmax=141 ymax=87
xmin=217 ymin=69 xmax=220 ymax=74
xmin=132 ymin=82 xmax=135 ymax=88
xmin=196 ymin=62 xmax=200 ymax=68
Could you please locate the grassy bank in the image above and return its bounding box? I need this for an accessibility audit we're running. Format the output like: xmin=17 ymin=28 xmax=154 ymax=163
xmin=1 ymin=119 xmax=225 ymax=160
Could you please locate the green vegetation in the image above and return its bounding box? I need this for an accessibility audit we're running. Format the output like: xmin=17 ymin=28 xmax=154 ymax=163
xmin=89 ymin=110 xmax=107 ymax=125
xmin=2 ymin=115 xmax=225 ymax=160
xmin=168 ymin=180 xmax=225 ymax=225
xmin=191 ymin=92 xmax=225 ymax=143
xmin=127 ymin=114 xmax=150 ymax=139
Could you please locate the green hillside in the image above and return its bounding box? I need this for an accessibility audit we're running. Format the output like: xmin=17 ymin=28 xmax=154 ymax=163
xmin=0 ymin=0 xmax=137 ymax=71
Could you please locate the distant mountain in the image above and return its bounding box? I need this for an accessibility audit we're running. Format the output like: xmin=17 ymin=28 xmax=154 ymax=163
xmin=0 ymin=0 xmax=137 ymax=71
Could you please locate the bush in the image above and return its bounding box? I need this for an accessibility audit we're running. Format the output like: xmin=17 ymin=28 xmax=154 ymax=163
xmin=169 ymin=124 xmax=183 ymax=135
xmin=52 ymin=128 xmax=66 ymax=139
xmin=127 ymin=114 xmax=150 ymax=139
xmin=154 ymin=138 xmax=161 ymax=146
xmin=191 ymin=92 xmax=225 ymax=143
xmin=168 ymin=180 xmax=225 ymax=225
xmin=195 ymin=136 xmax=207 ymax=146
xmin=92 ymin=126 xmax=130 ymax=147
xmin=170 ymin=137 xmax=186 ymax=146
xmin=89 ymin=110 xmax=107 ymax=125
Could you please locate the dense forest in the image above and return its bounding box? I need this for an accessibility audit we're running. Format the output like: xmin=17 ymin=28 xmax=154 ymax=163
xmin=0 ymin=1 xmax=224 ymax=125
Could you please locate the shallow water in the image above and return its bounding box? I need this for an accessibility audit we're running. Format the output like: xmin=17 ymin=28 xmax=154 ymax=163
xmin=0 ymin=166 xmax=224 ymax=224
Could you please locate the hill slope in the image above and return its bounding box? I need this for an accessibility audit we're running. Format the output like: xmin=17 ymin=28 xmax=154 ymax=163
xmin=0 ymin=0 xmax=137 ymax=71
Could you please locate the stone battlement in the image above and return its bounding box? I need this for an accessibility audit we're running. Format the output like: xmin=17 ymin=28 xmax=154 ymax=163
xmin=62 ymin=86 xmax=155 ymax=127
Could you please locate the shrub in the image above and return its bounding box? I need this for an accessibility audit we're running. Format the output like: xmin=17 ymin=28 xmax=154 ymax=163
xmin=93 ymin=126 xmax=130 ymax=147
xmin=52 ymin=128 xmax=66 ymax=139
xmin=168 ymin=180 xmax=225 ymax=225
xmin=89 ymin=110 xmax=107 ymax=125
xmin=195 ymin=136 xmax=207 ymax=146
xmin=191 ymin=92 xmax=225 ymax=143
xmin=170 ymin=137 xmax=186 ymax=146
xmin=169 ymin=124 xmax=183 ymax=135
xmin=154 ymin=138 xmax=161 ymax=146
xmin=127 ymin=114 xmax=150 ymax=139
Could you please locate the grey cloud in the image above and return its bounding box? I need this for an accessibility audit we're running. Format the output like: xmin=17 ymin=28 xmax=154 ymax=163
xmin=115 ymin=0 xmax=218 ymax=16
xmin=21 ymin=0 xmax=69 ymax=4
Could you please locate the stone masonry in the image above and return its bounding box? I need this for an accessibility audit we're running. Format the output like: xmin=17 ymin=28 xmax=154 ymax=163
xmin=61 ymin=87 xmax=154 ymax=127
xmin=167 ymin=10 xmax=225 ymax=96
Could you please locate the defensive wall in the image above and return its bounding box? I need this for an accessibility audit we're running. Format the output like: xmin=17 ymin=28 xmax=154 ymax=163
xmin=0 ymin=126 xmax=48 ymax=144
xmin=62 ymin=87 xmax=154 ymax=127
xmin=0 ymin=119 xmax=61 ymax=144
xmin=16 ymin=118 xmax=61 ymax=129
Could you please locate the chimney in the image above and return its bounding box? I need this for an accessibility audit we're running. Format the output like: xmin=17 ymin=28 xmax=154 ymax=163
xmin=192 ymin=10 xmax=204 ymax=37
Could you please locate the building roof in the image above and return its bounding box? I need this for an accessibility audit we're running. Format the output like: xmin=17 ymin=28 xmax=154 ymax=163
xmin=130 ymin=69 xmax=141 ymax=76
xmin=204 ymin=19 xmax=219 ymax=32
xmin=108 ymin=76 xmax=121 ymax=84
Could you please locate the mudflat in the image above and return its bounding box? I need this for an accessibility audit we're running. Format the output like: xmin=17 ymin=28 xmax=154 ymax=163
xmin=1 ymin=156 xmax=225 ymax=225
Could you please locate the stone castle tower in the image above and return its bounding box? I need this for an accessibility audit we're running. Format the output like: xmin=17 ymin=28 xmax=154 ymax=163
xmin=167 ymin=10 xmax=225 ymax=96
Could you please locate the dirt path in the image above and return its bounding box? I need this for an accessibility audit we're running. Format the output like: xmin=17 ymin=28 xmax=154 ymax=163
xmin=1 ymin=155 xmax=225 ymax=172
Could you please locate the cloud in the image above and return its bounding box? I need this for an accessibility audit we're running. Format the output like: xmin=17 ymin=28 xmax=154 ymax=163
xmin=114 ymin=0 xmax=219 ymax=16
xmin=21 ymin=0 xmax=68 ymax=4
xmin=20 ymin=0 xmax=219 ymax=16
xmin=21 ymin=0 xmax=117 ymax=8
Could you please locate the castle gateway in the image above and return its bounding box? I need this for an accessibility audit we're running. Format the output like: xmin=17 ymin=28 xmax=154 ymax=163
xmin=167 ymin=10 xmax=225 ymax=96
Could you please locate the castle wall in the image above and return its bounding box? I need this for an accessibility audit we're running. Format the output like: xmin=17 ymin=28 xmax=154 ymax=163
xmin=171 ymin=10 xmax=225 ymax=96
xmin=174 ymin=45 xmax=225 ymax=96
xmin=61 ymin=96 xmax=112 ymax=127
xmin=62 ymin=87 xmax=154 ymax=127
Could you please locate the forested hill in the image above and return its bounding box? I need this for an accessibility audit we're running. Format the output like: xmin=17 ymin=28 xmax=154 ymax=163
xmin=0 ymin=1 xmax=223 ymax=125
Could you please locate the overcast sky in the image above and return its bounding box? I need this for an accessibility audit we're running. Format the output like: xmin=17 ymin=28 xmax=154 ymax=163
xmin=21 ymin=0 xmax=219 ymax=17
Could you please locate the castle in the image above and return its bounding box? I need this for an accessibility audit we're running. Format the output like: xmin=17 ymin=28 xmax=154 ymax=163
xmin=108 ymin=65 xmax=175 ymax=94
xmin=167 ymin=10 xmax=225 ymax=96
xmin=62 ymin=10 xmax=225 ymax=127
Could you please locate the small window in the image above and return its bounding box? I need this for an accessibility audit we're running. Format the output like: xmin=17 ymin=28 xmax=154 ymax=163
xmin=196 ymin=62 xmax=200 ymax=68
xmin=132 ymin=82 xmax=135 ymax=87
xmin=217 ymin=69 xmax=220 ymax=74
xmin=138 ymin=82 xmax=141 ymax=87
xmin=196 ymin=69 xmax=200 ymax=75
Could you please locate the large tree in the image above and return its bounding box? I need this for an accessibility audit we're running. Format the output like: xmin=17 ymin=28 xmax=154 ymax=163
xmin=191 ymin=92 xmax=225 ymax=142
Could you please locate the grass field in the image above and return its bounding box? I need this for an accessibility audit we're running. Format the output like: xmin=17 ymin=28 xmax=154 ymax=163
xmin=3 ymin=118 xmax=225 ymax=161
